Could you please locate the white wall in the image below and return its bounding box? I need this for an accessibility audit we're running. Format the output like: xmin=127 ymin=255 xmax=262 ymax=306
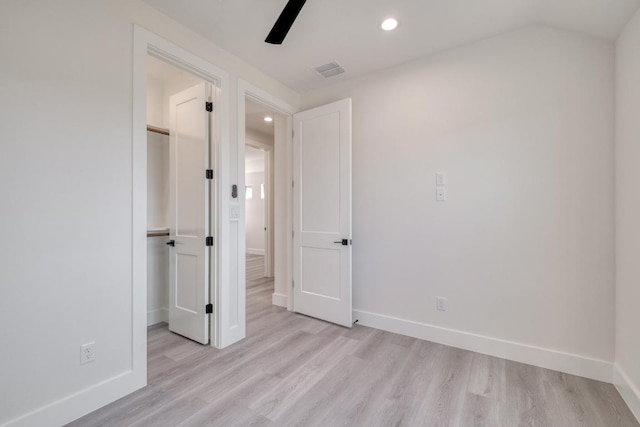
xmin=301 ymin=25 xmax=616 ymax=376
xmin=0 ymin=1 xmax=299 ymax=425
xmin=245 ymin=171 xmax=265 ymax=254
xmin=146 ymin=130 xmax=169 ymax=325
xmin=146 ymin=130 xmax=169 ymax=229
xmin=147 ymin=75 xmax=165 ymax=128
xmin=245 ymin=139 xmax=268 ymax=175
xmin=615 ymin=8 xmax=640 ymax=420
xmin=147 ymin=237 xmax=169 ymax=325
xmin=246 ymin=129 xmax=273 ymax=146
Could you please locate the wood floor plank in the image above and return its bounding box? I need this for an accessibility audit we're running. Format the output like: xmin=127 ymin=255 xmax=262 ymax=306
xmin=177 ymin=403 xmax=272 ymax=427
xmin=504 ymin=360 xmax=553 ymax=426
xmin=271 ymin=355 xmax=367 ymax=426
xmin=249 ymin=335 xmax=361 ymax=420
xmin=460 ymin=392 xmax=501 ymax=427
xmin=404 ymin=346 xmax=474 ymax=426
xmin=467 ymin=352 xmax=507 ymax=402
xmin=580 ymin=377 xmax=640 ymax=427
xmin=209 ymin=371 xmax=283 ymax=411
xmin=67 ymin=388 xmax=176 ymax=427
xmin=128 ymin=395 xmax=208 ymax=427
xmin=70 ymin=255 xmax=640 ymax=427
xmin=542 ymin=372 xmax=603 ymax=427
xmin=315 ymin=336 xmax=416 ymax=426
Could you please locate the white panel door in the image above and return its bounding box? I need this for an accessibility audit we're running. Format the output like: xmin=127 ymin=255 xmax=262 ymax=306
xmin=293 ymin=98 xmax=352 ymax=327
xmin=168 ymin=82 xmax=212 ymax=344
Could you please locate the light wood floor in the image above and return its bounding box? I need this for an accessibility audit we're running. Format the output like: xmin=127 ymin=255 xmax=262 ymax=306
xmin=70 ymin=254 xmax=638 ymax=426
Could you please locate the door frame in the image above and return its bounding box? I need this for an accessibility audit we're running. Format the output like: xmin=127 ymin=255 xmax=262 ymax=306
xmin=132 ymin=26 xmax=231 ymax=388
xmin=237 ymin=79 xmax=297 ymax=311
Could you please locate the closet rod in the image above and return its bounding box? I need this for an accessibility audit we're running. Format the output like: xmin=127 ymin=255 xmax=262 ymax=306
xmin=147 ymin=231 xmax=170 ymax=237
xmin=147 ymin=125 xmax=170 ymax=136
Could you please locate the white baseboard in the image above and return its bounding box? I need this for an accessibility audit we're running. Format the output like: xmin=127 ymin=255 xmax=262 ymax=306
xmin=3 ymin=370 xmax=145 ymax=427
xmin=246 ymin=248 xmax=265 ymax=256
xmin=353 ymin=309 xmax=613 ymax=383
xmin=147 ymin=308 xmax=168 ymax=326
xmin=614 ymin=364 xmax=640 ymax=423
xmin=272 ymin=293 xmax=288 ymax=307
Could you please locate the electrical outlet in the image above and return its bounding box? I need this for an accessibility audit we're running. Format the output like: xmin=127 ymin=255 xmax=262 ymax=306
xmin=80 ymin=342 xmax=96 ymax=365
xmin=436 ymin=297 xmax=448 ymax=312
xmin=436 ymin=187 xmax=446 ymax=201
xmin=436 ymin=172 xmax=446 ymax=186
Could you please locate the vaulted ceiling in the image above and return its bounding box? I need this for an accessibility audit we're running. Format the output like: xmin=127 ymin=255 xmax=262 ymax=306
xmin=144 ymin=0 xmax=640 ymax=92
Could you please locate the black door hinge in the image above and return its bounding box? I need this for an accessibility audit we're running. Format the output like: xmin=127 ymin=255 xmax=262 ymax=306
xmin=205 ymin=303 xmax=213 ymax=314
xmin=206 ymin=169 xmax=213 ymax=180
xmin=206 ymin=102 xmax=213 ymax=112
xmin=206 ymin=236 xmax=214 ymax=246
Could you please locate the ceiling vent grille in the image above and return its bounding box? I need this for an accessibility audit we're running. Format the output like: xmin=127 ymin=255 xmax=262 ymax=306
xmin=313 ymin=61 xmax=345 ymax=78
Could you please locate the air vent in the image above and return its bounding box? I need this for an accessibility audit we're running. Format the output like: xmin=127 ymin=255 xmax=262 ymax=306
xmin=313 ymin=61 xmax=345 ymax=78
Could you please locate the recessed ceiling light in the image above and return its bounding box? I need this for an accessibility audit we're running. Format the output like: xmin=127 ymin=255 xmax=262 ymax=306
xmin=381 ymin=18 xmax=398 ymax=31
xmin=264 ymin=116 xmax=273 ymax=123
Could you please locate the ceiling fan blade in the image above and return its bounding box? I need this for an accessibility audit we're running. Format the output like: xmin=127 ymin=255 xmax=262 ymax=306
xmin=265 ymin=0 xmax=307 ymax=45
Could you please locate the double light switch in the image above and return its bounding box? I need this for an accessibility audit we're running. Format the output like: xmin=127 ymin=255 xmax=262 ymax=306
xmin=436 ymin=172 xmax=446 ymax=201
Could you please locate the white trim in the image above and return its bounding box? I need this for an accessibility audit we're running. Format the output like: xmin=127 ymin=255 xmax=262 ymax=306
xmin=283 ymin=114 xmax=294 ymax=312
xmin=240 ymin=81 xmax=297 ymax=116
xmin=3 ymin=371 xmax=141 ymax=427
xmin=272 ymin=293 xmax=289 ymax=308
xmin=353 ymin=309 xmax=613 ymax=383
xmin=264 ymin=147 xmax=274 ymax=278
xmin=147 ymin=308 xmax=168 ymax=326
xmin=614 ymin=364 xmax=640 ymax=422
xmin=235 ymin=89 xmax=248 ymax=349
xmin=131 ymin=22 xmax=149 ymax=388
xmin=246 ymin=248 xmax=265 ymax=256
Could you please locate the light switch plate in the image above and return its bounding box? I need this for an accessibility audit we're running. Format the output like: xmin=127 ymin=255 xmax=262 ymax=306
xmin=436 ymin=187 xmax=446 ymax=201
xmin=436 ymin=172 xmax=446 ymax=186
xmin=230 ymin=205 xmax=240 ymax=219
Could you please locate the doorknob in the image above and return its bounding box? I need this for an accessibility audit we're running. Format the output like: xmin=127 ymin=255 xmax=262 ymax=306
xmin=333 ymin=239 xmax=349 ymax=246
xmin=166 ymin=240 xmax=175 ymax=247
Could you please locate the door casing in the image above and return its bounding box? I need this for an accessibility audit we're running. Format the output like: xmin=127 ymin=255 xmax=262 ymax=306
xmin=133 ymin=26 xmax=231 ymax=379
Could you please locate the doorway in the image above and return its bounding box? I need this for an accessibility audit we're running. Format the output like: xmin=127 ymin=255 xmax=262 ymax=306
xmin=145 ymin=54 xmax=216 ymax=345
xmin=243 ymin=97 xmax=279 ymax=333
xmin=238 ymin=83 xmax=298 ymax=322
